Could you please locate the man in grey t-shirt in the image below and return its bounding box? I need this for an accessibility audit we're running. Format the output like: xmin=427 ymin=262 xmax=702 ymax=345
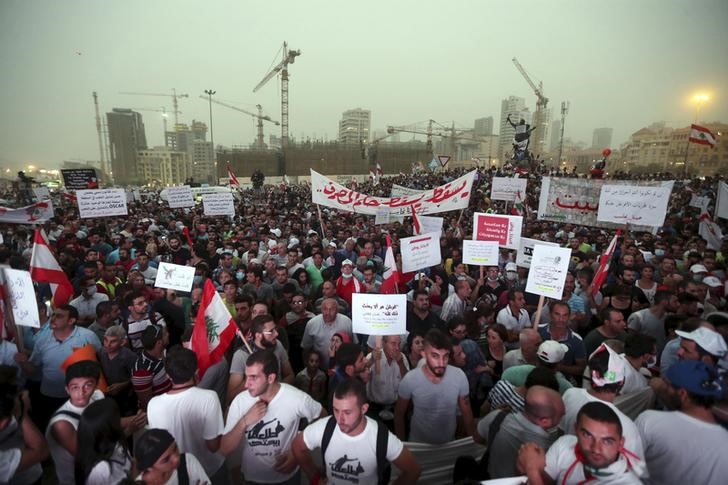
xmin=394 ymin=329 xmax=473 ymax=444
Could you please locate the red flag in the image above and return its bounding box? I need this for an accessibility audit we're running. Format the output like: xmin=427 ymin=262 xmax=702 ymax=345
xmin=689 ymin=124 xmax=717 ymax=148
xmin=227 ymin=164 xmax=240 ymax=186
xmin=191 ymin=279 xmax=238 ymax=376
xmin=411 ymin=205 xmax=422 ymax=235
xmin=182 ymin=226 xmax=194 ymax=249
xmin=380 ymin=235 xmax=400 ymax=294
xmin=30 ymin=229 xmax=74 ymax=307
xmin=592 ymin=230 xmax=620 ymax=297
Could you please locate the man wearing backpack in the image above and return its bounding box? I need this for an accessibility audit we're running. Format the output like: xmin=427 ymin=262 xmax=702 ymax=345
xmin=293 ymin=378 xmax=421 ymax=485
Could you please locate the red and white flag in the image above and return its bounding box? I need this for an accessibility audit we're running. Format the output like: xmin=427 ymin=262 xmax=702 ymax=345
xmin=592 ymin=230 xmax=621 ymax=297
xmin=411 ymin=205 xmax=422 ymax=235
xmin=689 ymin=124 xmax=717 ymax=148
xmin=191 ymin=279 xmax=238 ymax=376
xmin=369 ymin=168 xmax=379 ymax=186
xmin=227 ymin=164 xmax=240 ymax=187
xmin=380 ymin=235 xmax=400 ymax=294
xmin=699 ymin=213 xmax=723 ymax=251
xmin=30 ymin=229 xmax=74 ymax=307
xmin=376 ymin=162 xmax=383 ymax=177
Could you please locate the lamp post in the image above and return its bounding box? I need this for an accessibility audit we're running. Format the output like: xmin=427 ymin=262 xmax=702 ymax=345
xmin=684 ymin=93 xmax=710 ymax=178
xmin=204 ymin=89 xmax=216 ymax=183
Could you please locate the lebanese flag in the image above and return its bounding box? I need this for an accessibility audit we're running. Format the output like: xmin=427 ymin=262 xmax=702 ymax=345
xmin=191 ymin=278 xmax=237 ymax=376
xmin=30 ymin=229 xmax=74 ymax=307
xmin=592 ymin=230 xmax=621 ymax=297
xmin=689 ymin=124 xmax=717 ymax=148
xmin=699 ymin=213 xmax=723 ymax=250
xmin=380 ymin=235 xmax=400 ymax=294
xmin=369 ymin=168 xmax=378 ymax=186
xmin=411 ymin=205 xmax=422 ymax=235
xmin=376 ymin=162 xmax=383 ymax=177
xmin=511 ymin=190 xmax=527 ymax=216
xmin=227 ymin=164 xmax=240 ymax=186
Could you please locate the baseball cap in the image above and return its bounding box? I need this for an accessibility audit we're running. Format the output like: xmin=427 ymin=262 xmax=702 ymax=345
xmin=307 ymin=229 xmax=318 ymax=236
xmin=341 ymin=259 xmax=354 ymax=267
xmin=689 ymin=264 xmax=708 ymax=274
xmin=287 ymin=237 xmax=300 ymax=249
xmin=270 ymin=228 xmax=282 ymax=238
xmin=505 ymin=262 xmax=518 ymax=272
xmin=537 ymin=340 xmax=569 ymax=364
xmin=675 ymin=327 xmax=727 ymax=358
xmin=249 ymin=258 xmax=261 ymax=265
xmin=328 ymin=241 xmax=337 ymax=248
xmin=665 ymin=360 xmax=724 ymax=399
xmin=703 ymin=276 xmax=722 ymax=288
xmin=589 ymin=343 xmax=625 ymax=386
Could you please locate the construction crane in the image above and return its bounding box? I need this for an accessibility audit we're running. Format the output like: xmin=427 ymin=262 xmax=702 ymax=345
xmin=253 ymin=42 xmax=301 ymax=149
xmin=130 ymin=107 xmax=181 ymax=140
xmin=119 ymin=89 xmax=189 ymax=126
xmin=512 ymin=57 xmax=549 ymax=155
xmin=198 ymin=96 xmax=279 ymax=149
xmin=387 ymin=120 xmax=486 ymax=157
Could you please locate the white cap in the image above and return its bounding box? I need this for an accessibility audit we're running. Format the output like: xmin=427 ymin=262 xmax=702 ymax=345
xmin=287 ymin=237 xmax=300 ymax=249
xmin=270 ymin=228 xmax=282 ymax=238
xmin=505 ymin=262 xmax=518 ymax=272
xmin=676 ymin=327 xmax=727 ymax=358
xmin=537 ymin=341 xmax=569 ymax=364
xmin=703 ymin=276 xmax=722 ymax=288
xmin=690 ymin=264 xmax=708 ymax=274
xmin=341 ymin=259 xmax=354 ymax=267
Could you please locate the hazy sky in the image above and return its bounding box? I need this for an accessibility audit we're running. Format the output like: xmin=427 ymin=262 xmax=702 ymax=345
xmin=1 ymin=0 xmax=726 ymax=170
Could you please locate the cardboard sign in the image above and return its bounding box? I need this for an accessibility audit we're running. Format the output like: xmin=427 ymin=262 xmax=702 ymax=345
xmin=3 ymin=269 xmax=40 ymax=328
xmin=203 ymin=192 xmax=235 ymax=216
xmin=717 ymin=181 xmax=728 ymax=220
xmin=597 ymin=184 xmax=673 ymax=227
xmin=32 ymin=186 xmax=51 ymax=201
xmin=419 ymin=215 xmax=444 ymax=237
xmin=525 ymin=245 xmax=572 ymax=299
xmin=154 ymin=262 xmax=196 ymax=292
xmin=491 ymin=177 xmax=528 ymax=202
xmin=77 ymin=189 xmax=128 ymax=218
xmin=689 ymin=194 xmax=710 ymax=213
xmin=61 ymin=168 xmax=99 ymax=190
xmin=390 ymin=184 xmax=425 ymax=198
xmin=352 ymin=293 xmax=407 ymax=336
xmin=516 ymin=237 xmax=560 ymax=268
xmin=462 ymin=240 xmax=499 ymax=266
xmin=473 ymin=213 xmax=522 ymax=249
xmin=400 ymin=231 xmax=442 ymax=273
xmin=166 ymin=185 xmax=195 ymax=208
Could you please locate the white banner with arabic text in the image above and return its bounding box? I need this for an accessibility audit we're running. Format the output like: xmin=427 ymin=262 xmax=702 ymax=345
xmin=312 ymin=169 xmax=476 ymax=215
xmin=597 ymin=184 xmax=673 ymax=227
xmin=0 ymin=201 xmax=54 ymax=224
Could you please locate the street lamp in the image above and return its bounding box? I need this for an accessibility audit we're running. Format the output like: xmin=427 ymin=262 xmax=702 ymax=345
xmin=204 ymin=89 xmax=216 ymax=183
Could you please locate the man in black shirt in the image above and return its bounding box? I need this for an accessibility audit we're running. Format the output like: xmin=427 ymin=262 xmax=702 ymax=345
xmin=407 ymin=289 xmax=446 ymax=335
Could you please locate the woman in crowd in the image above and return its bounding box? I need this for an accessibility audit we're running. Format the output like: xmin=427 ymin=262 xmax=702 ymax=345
xmin=134 ymin=429 xmax=209 ymax=485
xmin=75 ymin=399 xmax=131 ymax=485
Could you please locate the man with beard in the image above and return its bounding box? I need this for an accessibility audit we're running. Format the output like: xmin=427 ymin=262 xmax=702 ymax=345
xmin=279 ymin=293 xmax=314 ymax=373
xmin=394 ymin=329 xmax=473 ymax=444
xmin=222 ymin=349 xmax=325 ymax=485
xmin=163 ymin=234 xmax=191 ymax=266
xmin=406 ymin=289 xmax=446 ymax=336
xmin=227 ymin=314 xmax=295 ymax=404
xmin=518 ymin=402 xmax=644 ymax=484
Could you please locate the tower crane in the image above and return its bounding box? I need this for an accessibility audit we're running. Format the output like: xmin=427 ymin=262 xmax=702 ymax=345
xmin=253 ymin=42 xmax=301 ymax=149
xmin=130 ymin=107 xmax=181 ymax=140
xmin=387 ymin=120 xmax=486 ymax=157
xmin=119 ymin=89 xmax=189 ymax=126
xmin=198 ymin=96 xmax=279 ymax=149
xmin=512 ymin=57 xmax=549 ymax=155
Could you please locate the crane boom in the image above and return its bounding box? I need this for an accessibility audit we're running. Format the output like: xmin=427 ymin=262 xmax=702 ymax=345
xmin=252 ymin=42 xmax=301 ymax=149
xmin=199 ymin=96 xmax=279 ymax=149
xmin=511 ymin=57 xmax=549 ymax=156
xmin=119 ymin=89 xmax=189 ymax=126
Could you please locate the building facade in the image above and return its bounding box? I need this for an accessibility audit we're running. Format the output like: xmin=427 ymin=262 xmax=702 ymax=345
xmin=474 ymin=117 xmax=494 ymax=137
xmin=338 ymin=108 xmax=371 ymax=146
xmin=137 ymin=147 xmax=189 ymax=187
xmin=166 ymin=120 xmax=214 ymax=184
xmin=106 ymin=109 xmax=147 ymax=185
xmin=592 ymin=127 xmax=613 ymax=149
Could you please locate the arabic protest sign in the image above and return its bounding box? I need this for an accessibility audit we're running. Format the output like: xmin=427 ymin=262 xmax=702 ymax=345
xmin=3 ymin=269 xmax=40 ymax=328
xmin=352 ymin=293 xmax=407 ymax=335
xmin=717 ymin=181 xmax=728 ymax=220
xmin=473 ymin=213 xmax=522 ymax=249
xmin=419 ymin=215 xmax=444 ymax=236
xmin=61 ymin=168 xmax=99 ymax=190
xmin=597 ymin=184 xmax=673 ymax=227
xmin=689 ymin=194 xmax=710 ymax=213
xmin=516 ymin=237 xmax=560 ymax=268
xmin=491 ymin=177 xmax=528 ymax=202
xmin=77 ymin=189 xmax=128 ymax=218
xmin=166 ymin=185 xmax=195 ymax=208
xmin=203 ymin=192 xmax=235 ymax=216
xmin=311 ymin=169 xmax=475 ymax=216
xmin=154 ymin=262 xmax=196 ymax=292
xmin=462 ymin=240 xmax=499 ymax=266
xmin=0 ymin=201 xmax=54 ymax=224
xmin=390 ymin=184 xmax=425 ymax=198
xmin=525 ymin=245 xmax=572 ymax=299
xmin=537 ymin=177 xmax=672 ymax=231
xmin=32 ymin=186 xmax=51 ymax=201
xmin=400 ymin=231 xmax=442 ymax=273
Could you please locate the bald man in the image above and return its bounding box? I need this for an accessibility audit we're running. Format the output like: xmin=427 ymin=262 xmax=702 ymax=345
xmin=474 ymin=386 xmax=564 ymax=479
xmin=503 ymin=328 xmax=543 ymax=370
xmin=301 ymin=298 xmax=354 ymax=368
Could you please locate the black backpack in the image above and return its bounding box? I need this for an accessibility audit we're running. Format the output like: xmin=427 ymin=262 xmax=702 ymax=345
xmin=320 ymin=416 xmax=390 ymax=485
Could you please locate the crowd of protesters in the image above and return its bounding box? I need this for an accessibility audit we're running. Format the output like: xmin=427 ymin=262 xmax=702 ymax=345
xmin=0 ymin=162 xmax=727 ymax=484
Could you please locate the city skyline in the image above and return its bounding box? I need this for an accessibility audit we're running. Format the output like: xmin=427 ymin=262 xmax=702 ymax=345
xmin=1 ymin=0 xmax=726 ymax=171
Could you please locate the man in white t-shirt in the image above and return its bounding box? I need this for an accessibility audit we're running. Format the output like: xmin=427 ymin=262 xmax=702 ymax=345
xmin=147 ymin=347 xmax=228 ymax=483
xmin=293 ymin=378 xmax=421 ymax=485
xmin=518 ymin=401 xmax=644 ymax=484
xmin=497 ymin=289 xmax=531 ymax=343
xmin=636 ymin=360 xmax=728 ymax=485
xmin=221 ymin=349 xmax=325 ymax=484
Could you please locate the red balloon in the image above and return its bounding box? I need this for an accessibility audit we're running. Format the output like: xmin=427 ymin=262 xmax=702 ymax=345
xmin=602 ymin=148 xmax=612 ymax=157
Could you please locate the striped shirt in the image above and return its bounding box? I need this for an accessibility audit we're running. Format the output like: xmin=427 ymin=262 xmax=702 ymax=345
xmin=487 ymin=380 xmax=525 ymax=413
xmin=131 ymin=351 xmax=171 ymax=402
xmin=124 ymin=312 xmax=165 ymax=351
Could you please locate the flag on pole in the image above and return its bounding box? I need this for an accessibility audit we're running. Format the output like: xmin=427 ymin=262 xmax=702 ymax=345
xmin=699 ymin=213 xmax=723 ymax=251
xmin=30 ymin=229 xmax=74 ymax=307
xmin=369 ymin=168 xmax=379 ymax=186
xmin=411 ymin=205 xmax=422 ymax=235
xmin=380 ymin=235 xmax=400 ymax=294
xmin=592 ymin=230 xmax=621 ymax=297
xmin=689 ymin=124 xmax=717 ymax=148
xmin=227 ymin=164 xmax=240 ymax=187
xmin=191 ymin=279 xmax=238 ymax=376
xmin=376 ymin=162 xmax=383 ymax=177
xmin=511 ymin=190 xmax=527 ymax=216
